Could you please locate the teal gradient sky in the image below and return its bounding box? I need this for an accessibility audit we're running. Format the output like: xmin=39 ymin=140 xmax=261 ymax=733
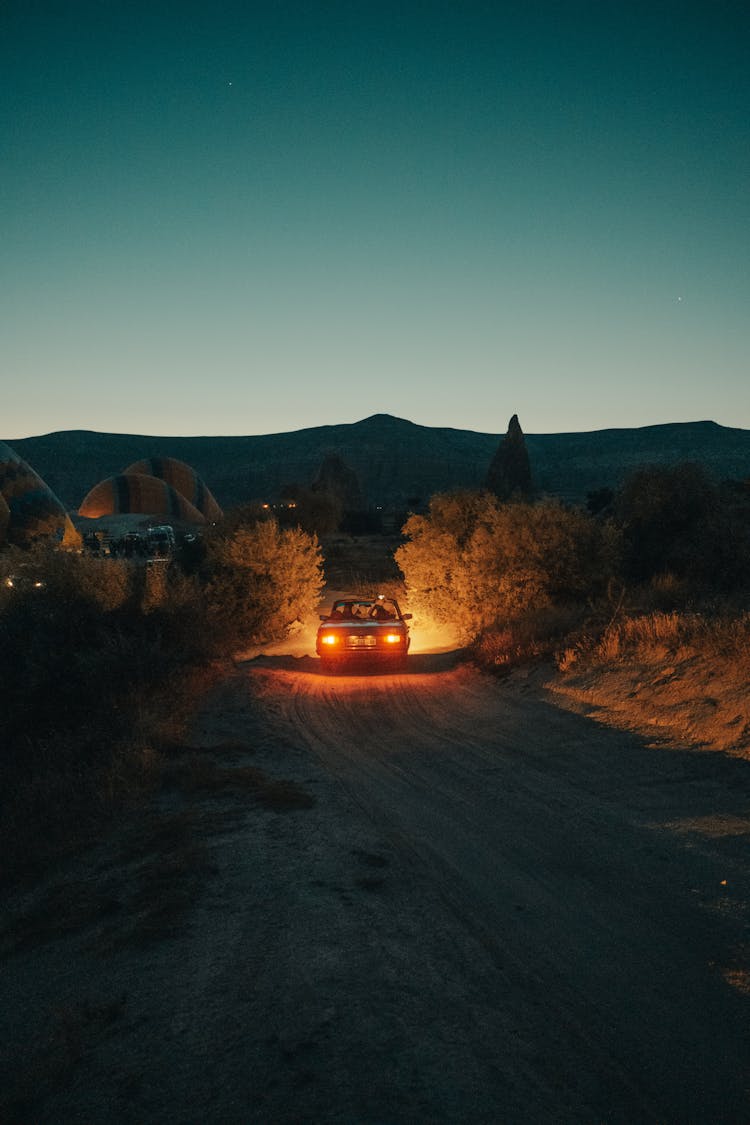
xmin=3 ymin=1 xmax=748 ymax=438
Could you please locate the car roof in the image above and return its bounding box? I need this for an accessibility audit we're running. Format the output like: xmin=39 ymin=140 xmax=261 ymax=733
xmin=333 ymin=596 xmax=397 ymax=604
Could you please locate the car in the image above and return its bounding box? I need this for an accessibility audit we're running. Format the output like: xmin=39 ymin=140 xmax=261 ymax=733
xmin=146 ymin=524 xmax=176 ymax=559
xmin=3 ymin=566 xmax=46 ymax=592
xmin=316 ymin=595 xmax=412 ymax=672
xmin=110 ymin=531 xmax=147 ymax=558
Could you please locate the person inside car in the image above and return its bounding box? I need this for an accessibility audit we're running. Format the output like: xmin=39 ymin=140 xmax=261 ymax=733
xmin=370 ymin=603 xmax=394 ymax=621
xmin=331 ymin=602 xmax=355 ymax=619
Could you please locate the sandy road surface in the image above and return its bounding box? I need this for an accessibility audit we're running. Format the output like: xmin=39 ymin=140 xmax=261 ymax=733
xmin=246 ymin=653 xmax=750 ymax=1123
xmin=3 ymin=653 xmax=750 ymax=1123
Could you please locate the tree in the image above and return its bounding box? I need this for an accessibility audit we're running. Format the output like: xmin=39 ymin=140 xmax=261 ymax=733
xmin=485 ymin=414 xmax=532 ymax=500
xmin=614 ymin=462 xmax=740 ymax=586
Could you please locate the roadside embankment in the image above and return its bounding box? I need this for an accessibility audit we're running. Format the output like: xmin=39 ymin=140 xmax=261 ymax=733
xmin=550 ymin=611 xmax=750 ymax=758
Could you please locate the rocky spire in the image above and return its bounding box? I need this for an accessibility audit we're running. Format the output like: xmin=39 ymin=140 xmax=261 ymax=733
xmin=485 ymin=414 xmax=532 ymax=500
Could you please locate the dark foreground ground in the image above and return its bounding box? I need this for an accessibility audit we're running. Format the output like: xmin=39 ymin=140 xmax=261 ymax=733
xmin=2 ymin=654 xmax=750 ymax=1123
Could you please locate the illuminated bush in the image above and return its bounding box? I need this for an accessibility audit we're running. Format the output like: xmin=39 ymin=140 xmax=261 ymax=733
xmin=396 ymin=492 xmax=620 ymax=643
xmin=559 ymin=609 xmax=750 ymax=685
xmin=202 ymin=517 xmax=324 ymax=647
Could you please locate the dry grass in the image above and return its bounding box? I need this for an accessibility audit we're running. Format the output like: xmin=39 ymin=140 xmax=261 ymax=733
xmin=471 ymin=604 xmax=588 ymax=672
xmin=558 ymin=610 xmax=750 ymax=674
xmin=467 ymin=584 xmax=750 ymax=760
xmin=552 ymin=610 xmax=750 ymax=757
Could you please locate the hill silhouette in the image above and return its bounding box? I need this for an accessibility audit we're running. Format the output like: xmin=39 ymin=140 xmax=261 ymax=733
xmin=8 ymin=414 xmax=750 ymax=513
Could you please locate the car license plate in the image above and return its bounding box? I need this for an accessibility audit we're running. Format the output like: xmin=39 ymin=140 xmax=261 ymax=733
xmin=347 ymin=635 xmax=376 ymax=648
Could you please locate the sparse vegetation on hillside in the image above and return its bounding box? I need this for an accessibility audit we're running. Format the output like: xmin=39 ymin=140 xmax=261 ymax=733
xmin=396 ymin=464 xmax=750 ymax=752
xmin=3 ymin=453 xmax=749 ymax=883
xmin=0 ymin=516 xmax=323 ymax=884
xmin=553 ymin=609 xmax=750 ymax=757
xmin=16 ymin=416 xmax=750 ymax=513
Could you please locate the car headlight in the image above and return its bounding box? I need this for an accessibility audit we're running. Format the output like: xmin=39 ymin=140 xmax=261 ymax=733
xmin=320 ymin=633 xmax=339 ymax=645
xmin=384 ymin=633 xmax=402 ymax=644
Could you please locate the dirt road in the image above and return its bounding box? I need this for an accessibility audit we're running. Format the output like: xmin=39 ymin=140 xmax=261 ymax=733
xmin=3 ymin=653 xmax=750 ymax=1123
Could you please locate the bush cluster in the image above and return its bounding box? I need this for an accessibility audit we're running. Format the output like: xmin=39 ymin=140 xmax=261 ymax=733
xmin=0 ymin=515 xmax=323 ymax=882
xmin=397 ymin=458 xmax=750 ymax=658
xmin=615 ymin=463 xmax=750 ymax=588
xmin=395 ymin=491 xmax=620 ymax=644
xmin=195 ymin=518 xmax=324 ymax=650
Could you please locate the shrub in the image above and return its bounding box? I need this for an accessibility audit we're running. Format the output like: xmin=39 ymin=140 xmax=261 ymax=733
xmin=201 ymin=517 xmax=324 ymax=649
xmin=615 ymin=462 xmax=749 ymax=588
xmin=0 ymin=549 xmax=197 ymax=760
xmin=396 ymin=491 xmax=620 ymax=643
xmin=0 ymin=516 xmax=323 ymax=882
xmin=60 ymin=552 xmax=132 ymax=611
xmin=556 ymin=607 xmax=750 ymax=688
xmin=472 ymin=604 xmax=587 ymax=670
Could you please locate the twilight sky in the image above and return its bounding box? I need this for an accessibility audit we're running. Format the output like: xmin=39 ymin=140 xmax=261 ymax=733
xmin=3 ymin=0 xmax=749 ymax=439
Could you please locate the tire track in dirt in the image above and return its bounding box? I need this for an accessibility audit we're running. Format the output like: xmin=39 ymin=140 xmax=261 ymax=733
xmin=248 ymin=656 xmax=750 ymax=1123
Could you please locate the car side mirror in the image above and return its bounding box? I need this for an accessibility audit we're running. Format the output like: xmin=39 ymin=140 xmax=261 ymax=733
xmin=319 ymin=615 xmax=329 ymax=622
xmin=402 ymin=613 xmax=412 ymax=620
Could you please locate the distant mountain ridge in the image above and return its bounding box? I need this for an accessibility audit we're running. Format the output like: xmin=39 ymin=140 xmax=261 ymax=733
xmin=9 ymin=414 xmax=750 ymax=513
